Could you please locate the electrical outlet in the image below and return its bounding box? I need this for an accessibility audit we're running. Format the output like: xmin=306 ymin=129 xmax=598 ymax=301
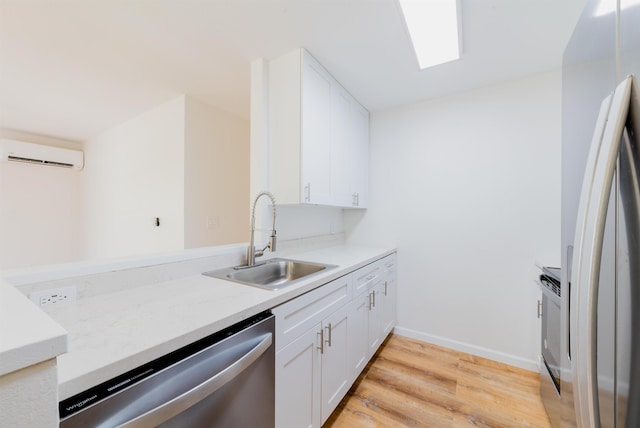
xmin=206 ymin=215 xmax=219 ymax=230
xmin=30 ymin=286 xmax=77 ymax=307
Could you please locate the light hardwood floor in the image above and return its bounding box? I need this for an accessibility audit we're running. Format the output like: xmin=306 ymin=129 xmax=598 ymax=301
xmin=325 ymin=334 xmax=551 ymax=428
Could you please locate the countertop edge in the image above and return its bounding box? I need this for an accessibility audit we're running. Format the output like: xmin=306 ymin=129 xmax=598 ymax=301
xmin=0 ymin=280 xmax=68 ymax=376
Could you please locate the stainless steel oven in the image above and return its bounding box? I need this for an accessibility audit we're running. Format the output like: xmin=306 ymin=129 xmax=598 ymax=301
xmin=59 ymin=312 xmax=275 ymax=428
xmin=538 ymin=266 xmax=562 ymax=426
xmin=540 ymin=267 xmax=561 ymax=391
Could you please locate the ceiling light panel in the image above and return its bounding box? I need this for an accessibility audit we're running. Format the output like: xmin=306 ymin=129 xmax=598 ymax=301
xmin=398 ymin=0 xmax=463 ymax=69
xmin=594 ymin=0 xmax=640 ymax=17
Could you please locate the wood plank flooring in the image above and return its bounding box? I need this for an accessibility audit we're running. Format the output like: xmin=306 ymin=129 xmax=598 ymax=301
xmin=324 ymin=334 xmax=551 ymax=428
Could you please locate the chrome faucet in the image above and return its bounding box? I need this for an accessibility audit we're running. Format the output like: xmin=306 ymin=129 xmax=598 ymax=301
xmin=246 ymin=191 xmax=277 ymax=267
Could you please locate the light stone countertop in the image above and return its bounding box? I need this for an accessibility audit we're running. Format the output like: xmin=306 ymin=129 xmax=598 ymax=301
xmin=43 ymin=244 xmax=396 ymax=400
xmin=0 ymin=279 xmax=67 ymax=376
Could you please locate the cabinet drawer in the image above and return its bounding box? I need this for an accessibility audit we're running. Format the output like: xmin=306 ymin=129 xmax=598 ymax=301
xmin=273 ymin=275 xmax=352 ymax=352
xmin=352 ymin=262 xmax=380 ymax=296
xmin=380 ymin=253 xmax=397 ymax=276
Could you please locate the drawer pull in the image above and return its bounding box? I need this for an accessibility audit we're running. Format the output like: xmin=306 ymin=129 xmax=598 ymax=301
xmin=325 ymin=323 xmax=332 ymax=347
xmin=317 ymin=328 xmax=324 ymax=354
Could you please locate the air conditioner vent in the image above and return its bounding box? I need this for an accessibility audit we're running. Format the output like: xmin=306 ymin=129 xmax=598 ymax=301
xmin=0 ymin=139 xmax=83 ymax=170
xmin=7 ymin=155 xmax=75 ymax=168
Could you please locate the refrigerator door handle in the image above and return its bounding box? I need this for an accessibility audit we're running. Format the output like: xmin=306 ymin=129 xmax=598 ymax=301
xmin=571 ymin=76 xmax=633 ymax=428
xmin=570 ymin=91 xmax=612 ymax=427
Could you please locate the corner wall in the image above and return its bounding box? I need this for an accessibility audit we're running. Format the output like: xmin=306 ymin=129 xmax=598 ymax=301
xmin=345 ymin=71 xmax=562 ymax=369
xmin=83 ymin=96 xmax=186 ymax=260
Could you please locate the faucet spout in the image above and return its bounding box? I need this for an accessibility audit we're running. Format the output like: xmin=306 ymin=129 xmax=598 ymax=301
xmin=247 ymin=191 xmax=277 ymax=267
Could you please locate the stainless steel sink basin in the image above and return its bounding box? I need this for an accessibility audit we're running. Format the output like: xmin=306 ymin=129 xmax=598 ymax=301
xmin=203 ymin=258 xmax=337 ymax=290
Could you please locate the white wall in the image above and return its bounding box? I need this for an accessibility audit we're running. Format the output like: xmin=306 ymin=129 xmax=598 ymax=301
xmin=0 ymin=129 xmax=84 ymax=269
xmin=184 ymin=97 xmax=249 ymax=248
xmin=277 ymin=205 xmax=343 ymax=241
xmin=345 ymin=71 xmax=562 ymax=369
xmin=83 ymin=96 xmax=185 ymax=260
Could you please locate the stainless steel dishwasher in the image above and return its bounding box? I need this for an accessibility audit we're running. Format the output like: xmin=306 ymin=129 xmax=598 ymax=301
xmin=59 ymin=312 xmax=275 ymax=428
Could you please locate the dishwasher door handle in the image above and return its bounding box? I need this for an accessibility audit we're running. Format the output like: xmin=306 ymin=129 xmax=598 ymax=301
xmin=117 ymin=332 xmax=273 ymax=428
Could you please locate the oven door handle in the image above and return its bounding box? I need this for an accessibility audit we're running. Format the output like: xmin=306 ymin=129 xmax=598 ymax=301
xmin=117 ymin=332 xmax=272 ymax=428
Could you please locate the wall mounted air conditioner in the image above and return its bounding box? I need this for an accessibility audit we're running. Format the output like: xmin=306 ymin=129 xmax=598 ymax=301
xmin=0 ymin=139 xmax=84 ymax=170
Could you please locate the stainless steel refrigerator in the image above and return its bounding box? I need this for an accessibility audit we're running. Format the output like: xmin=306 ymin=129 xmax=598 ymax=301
xmin=561 ymin=1 xmax=640 ymax=427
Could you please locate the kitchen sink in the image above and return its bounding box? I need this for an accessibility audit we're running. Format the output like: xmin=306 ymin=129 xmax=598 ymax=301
xmin=203 ymin=258 xmax=337 ymax=291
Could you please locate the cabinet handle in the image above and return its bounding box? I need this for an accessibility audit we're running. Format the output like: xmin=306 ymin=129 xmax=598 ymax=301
xmin=384 ymin=280 xmax=388 ymax=296
xmin=356 ymin=192 xmax=359 ymax=206
xmin=537 ymin=300 xmax=543 ymax=319
xmin=366 ymin=274 xmax=375 ymax=281
xmin=325 ymin=323 xmax=332 ymax=347
xmin=305 ymin=183 xmax=311 ymax=202
xmin=372 ymin=290 xmax=376 ymax=308
xmin=367 ymin=292 xmax=373 ymax=310
xmin=317 ymin=328 xmax=324 ymax=354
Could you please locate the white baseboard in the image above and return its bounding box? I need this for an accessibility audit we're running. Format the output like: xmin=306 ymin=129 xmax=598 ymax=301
xmin=393 ymin=326 xmax=540 ymax=372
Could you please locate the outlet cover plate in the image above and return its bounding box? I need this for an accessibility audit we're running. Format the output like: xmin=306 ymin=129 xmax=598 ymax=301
xmin=30 ymin=286 xmax=77 ymax=307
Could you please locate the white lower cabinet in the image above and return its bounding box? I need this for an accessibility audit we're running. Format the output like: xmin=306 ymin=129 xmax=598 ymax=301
xmin=276 ymin=324 xmax=322 ymax=428
xmin=361 ymin=274 xmax=395 ymax=361
xmin=380 ymin=255 xmax=397 ymax=338
xmin=353 ymin=254 xmax=396 ymax=365
xmin=274 ymin=253 xmax=397 ymax=428
xmin=347 ymin=291 xmax=370 ymax=383
xmin=320 ymin=303 xmax=351 ymax=424
xmin=366 ymin=279 xmax=386 ymax=357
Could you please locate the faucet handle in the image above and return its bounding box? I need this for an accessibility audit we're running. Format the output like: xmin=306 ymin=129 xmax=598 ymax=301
xmin=269 ymin=230 xmax=277 ymax=252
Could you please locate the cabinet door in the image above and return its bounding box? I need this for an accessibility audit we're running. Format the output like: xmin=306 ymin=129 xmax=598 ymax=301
xmin=301 ymin=55 xmax=333 ymax=205
xmin=367 ymin=280 xmax=386 ymax=357
xmin=276 ymin=324 xmax=322 ymax=428
xmin=348 ymin=290 xmax=370 ymax=382
xmin=321 ymin=304 xmax=351 ymax=424
xmin=380 ymin=255 xmax=397 ymax=338
xmin=381 ymin=275 xmax=396 ymax=338
xmin=331 ymin=87 xmax=353 ymax=207
xmin=350 ymin=102 xmax=369 ymax=208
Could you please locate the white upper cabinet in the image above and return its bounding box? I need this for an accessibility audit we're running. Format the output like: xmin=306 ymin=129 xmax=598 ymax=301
xmin=301 ymin=56 xmax=333 ymax=205
xmin=268 ymin=48 xmax=369 ymax=208
xmin=350 ymin=102 xmax=369 ymax=208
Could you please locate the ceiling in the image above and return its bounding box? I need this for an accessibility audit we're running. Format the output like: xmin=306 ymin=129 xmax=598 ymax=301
xmin=0 ymin=0 xmax=586 ymax=142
